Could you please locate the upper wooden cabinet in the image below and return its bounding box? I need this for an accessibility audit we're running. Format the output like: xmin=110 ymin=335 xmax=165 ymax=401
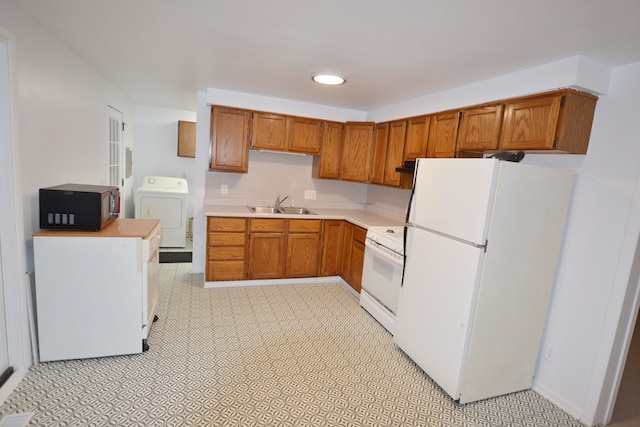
xmin=340 ymin=122 xmax=375 ymax=183
xmin=287 ymin=116 xmax=322 ymax=154
xmin=312 ymin=121 xmax=344 ymax=179
xmin=370 ymin=123 xmax=390 ymax=185
xmin=384 ymin=120 xmax=407 ymax=187
xmin=499 ymin=89 xmax=597 ymax=153
xmin=251 ymin=112 xmax=287 ymax=151
xmin=177 ymin=120 xmax=196 ymax=158
xmin=457 ymin=104 xmax=504 ymax=152
xmin=404 ymin=115 xmax=431 ymax=160
xmin=251 ymin=111 xmax=322 ymax=154
xmin=427 ymin=111 xmax=460 ymax=158
xmin=210 ymin=106 xmax=251 ymax=173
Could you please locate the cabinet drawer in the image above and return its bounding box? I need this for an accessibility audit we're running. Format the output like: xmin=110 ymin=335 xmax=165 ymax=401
xmin=207 ymin=260 xmax=245 ymax=281
xmin=354 ymin=226 xmax=367 ymax=244
xmin=250 ymin=218 xmax=287 ymax=232
xmin=208 ymin=246 xmax=245 ymax=261
xmin=208 ymin=232 xmax=246 ymax=246
xmin=208 ymin=217 xmax=247 ymax=232
xmin=289 ymin=219 xmax=322 ymax=233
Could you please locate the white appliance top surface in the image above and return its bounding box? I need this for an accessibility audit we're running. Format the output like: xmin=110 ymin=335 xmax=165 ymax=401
xmin=137 ymin=176 xmax=188 ymax=193
xmin=366 ymin=226 xmax=405 ymax=255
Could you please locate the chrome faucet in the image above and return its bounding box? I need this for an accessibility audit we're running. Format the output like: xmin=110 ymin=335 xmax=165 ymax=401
xmin=274 ymin=194 xmax=289 ymax=208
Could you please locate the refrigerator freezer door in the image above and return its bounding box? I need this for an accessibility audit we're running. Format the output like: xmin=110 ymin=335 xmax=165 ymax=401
xmin=394 ymin=226 xmax=484 ymax=401
xmin=410 ymin=158 xmax=498 ymax=245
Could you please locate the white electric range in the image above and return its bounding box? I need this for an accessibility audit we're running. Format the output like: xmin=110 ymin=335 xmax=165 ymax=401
xmin=360 ymin=225 xmax=405 ymax=334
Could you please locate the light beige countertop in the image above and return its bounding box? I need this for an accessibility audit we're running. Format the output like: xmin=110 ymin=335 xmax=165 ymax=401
xmin=205 ymin=205 xmax=404 ymax=230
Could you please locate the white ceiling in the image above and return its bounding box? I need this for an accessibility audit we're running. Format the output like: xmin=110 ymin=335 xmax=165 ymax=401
xmin=11 ymin=0 xmax=640 ymax=112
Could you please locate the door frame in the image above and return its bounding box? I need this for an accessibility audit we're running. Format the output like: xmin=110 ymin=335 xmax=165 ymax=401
xmin=0 ymin=25 xmax=33 ymax=402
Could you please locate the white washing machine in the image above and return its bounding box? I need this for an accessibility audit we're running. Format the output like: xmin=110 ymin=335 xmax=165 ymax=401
xmin=135 ymin=176 xmax=188 ymax=247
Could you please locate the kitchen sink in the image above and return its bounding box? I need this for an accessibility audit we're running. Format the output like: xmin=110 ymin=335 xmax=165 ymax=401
xmin=248 ymin=206 xmax=282 ymax=214
xmin=279 ymin=207 xmax=316 ymax=215
xmin=247 ymin=206 xmax=316 ymax=215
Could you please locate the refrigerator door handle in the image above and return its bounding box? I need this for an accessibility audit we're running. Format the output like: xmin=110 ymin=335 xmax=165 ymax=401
xmin=406 ymin=222 xmax=487 ymax=251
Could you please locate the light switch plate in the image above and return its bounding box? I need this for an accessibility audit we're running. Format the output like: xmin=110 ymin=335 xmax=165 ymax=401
xmin=221 ymin=184 xmax=228 ymax=195
xmin=304 ymin=190 xmax=316 ymax=200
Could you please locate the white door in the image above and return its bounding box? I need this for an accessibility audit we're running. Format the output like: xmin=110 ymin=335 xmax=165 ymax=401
xmin=410 ymin=158 xmax=498 ymax=245
xmin=107 ymin=106 xmax=124 ymax=212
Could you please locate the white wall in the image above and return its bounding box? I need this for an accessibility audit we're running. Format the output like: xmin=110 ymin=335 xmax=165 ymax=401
xmin=134 ymin=105 xmax=197 ymax=219
xmin=0 ymin=1 xmax=136 ymax=397
xmin=0 ymin=3 xmax=136 ymax=259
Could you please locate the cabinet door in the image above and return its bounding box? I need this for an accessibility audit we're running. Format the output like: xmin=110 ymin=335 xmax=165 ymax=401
xmin=404 ymin=115 xmax=431 ymax=160
xmin=340 ymin=122 xmax=374 ymax=183
xmin=341 ymin=222 xmax=354 ymax=283
xmin=248 ymin=232 xmax=286 ymax=279
xmin=427 ymin=111 xmax=460 ymax=158
xmin=349 ymin=239 xmax=365 ymax=293
xmin=370 ymin=123 xmax=390 ymax=184
xmin=457 ymin=105 xmax=504 ymax=152
xmin=210 ymin=107 xmax=251 ymax=172
xmin=251 ymin=112 xmax=287 ymax=151
xmin=499 ymin=94 xmax=562 ymax=150
xmin=384 ymin=120 xmax=407 ymax=186
xmin=287 ymin=116 xmax=322 ymax=154
xmin=312 ymin=121 xmax=343 ymax=179
xmin=286 ymin=233 xmax=321 ymax=278
xmin=320 ymin=220 xmax=344 ymax=276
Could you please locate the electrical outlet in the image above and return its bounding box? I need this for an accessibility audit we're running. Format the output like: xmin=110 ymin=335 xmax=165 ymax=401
xmin=220 ymin=184 xmax=228 ymax=195
xmin=304 ymin=190 xmax=316 ymax=200
xmin=543 ymin=344 xmax=557 ymax=363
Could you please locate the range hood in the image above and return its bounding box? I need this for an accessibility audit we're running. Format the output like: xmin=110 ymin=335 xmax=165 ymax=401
xmin=395 ymin=160 xmax=416 ymax=174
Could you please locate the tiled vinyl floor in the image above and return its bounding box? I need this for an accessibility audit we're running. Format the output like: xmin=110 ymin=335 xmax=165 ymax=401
xmin=0 ymin=264 xmax=585 ymax=426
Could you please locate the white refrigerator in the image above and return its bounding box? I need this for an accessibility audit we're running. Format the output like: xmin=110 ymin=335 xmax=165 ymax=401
xmin=394 ymin=158 xmax=573 ymax=404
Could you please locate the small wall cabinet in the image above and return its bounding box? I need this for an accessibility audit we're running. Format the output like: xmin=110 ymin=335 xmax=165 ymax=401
xmin=177 ymin=120 xmax=196 ymax=158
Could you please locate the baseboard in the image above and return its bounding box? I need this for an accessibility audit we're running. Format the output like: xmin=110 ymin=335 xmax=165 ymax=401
xmin=532 ymin=379 xmax=583 ymax=422
xmin=0 ymin=368 xmax=26 ymax=405
xmin=205 ymin=276 xmax=358 ymax=297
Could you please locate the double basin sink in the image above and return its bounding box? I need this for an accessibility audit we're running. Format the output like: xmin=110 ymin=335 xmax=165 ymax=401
xmin=248 ymin=206 xmax=317 ymax=215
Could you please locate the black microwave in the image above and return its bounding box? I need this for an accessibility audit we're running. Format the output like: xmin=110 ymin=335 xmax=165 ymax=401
xmin=39 ymin=184 xmax=120 ymax=231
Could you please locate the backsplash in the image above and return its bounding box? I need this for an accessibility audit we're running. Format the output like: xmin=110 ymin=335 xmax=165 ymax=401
xmin=205 ymin=150 xmax=411 ymax=219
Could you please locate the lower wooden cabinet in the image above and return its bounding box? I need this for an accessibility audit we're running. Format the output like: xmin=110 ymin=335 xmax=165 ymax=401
xmin=206 ymin=217 xmax=367 ymax=292
xmin=206 ymin=217 xmax=247 ymax=281
xmin=319 ymin=220 xmax=344 ymax=276
xmin=286 ymin=220 xmax=322 ymax=278
xmin=340 ymin=222 xmax=367 ymax=293
xmin=248 ymin=219 xmax=287 ymax=279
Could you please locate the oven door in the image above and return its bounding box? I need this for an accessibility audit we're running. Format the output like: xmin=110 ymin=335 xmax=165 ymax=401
xmin=360 ymin=238 xmax=404 ymax=334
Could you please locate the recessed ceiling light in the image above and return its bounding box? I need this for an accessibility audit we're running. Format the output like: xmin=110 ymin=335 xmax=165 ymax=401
xmin=312 ymin=73 xmax=346 ymax=86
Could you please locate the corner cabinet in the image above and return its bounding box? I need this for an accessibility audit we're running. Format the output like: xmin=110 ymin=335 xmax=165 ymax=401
xmin=210 ymin=106 xmax=251 ymax=173
xmin=341 ymin=223 xmax=367 ymax=293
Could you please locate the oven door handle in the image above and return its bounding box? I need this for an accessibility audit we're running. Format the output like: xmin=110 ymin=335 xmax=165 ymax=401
xmin=365 ymin=239 xmax=404 ymax=266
